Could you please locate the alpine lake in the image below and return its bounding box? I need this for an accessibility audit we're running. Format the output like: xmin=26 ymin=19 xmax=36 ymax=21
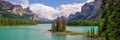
xmin=0 ymin=24 xmax=98 ymax=40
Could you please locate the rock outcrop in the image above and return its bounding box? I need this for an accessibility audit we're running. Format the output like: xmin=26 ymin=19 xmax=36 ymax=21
xmin=81 ymin=2 xmax=94 ymax=16
xmin=68 ymin=0 xmax=102 ymax=20
xmin=0 ymin=0 xmax=39 ymax=21
xmin=0 ymin=0 xmax=24 ymax=16
xmin=0 ymin=0 xmax=13 ymax=10
xmin=11 ymin=5 xmax=24 ymax=16
xmin=86 ymin=0 xmax=102 ymax=19
xmin=24 ymin=7 xmax=39 ymax=21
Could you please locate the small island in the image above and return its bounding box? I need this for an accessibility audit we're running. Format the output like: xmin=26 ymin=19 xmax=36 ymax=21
xmin=49 ymin=17 xmax=82 ymax=35
xmin=49 ymin=17 xmax=99 ymax=38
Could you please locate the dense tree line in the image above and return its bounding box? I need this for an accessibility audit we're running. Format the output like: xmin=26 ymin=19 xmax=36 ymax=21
xmin=99 ymin=0 xmax=120 ymax=40
xmin=0 ymin=17 xmax=37 ymax=26
xmin=67 ymin=20 xmax=98 ymax=26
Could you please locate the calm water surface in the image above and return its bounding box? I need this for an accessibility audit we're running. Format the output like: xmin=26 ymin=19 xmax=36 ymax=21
xmin=0 ymin=24 xmax=98 ymax=40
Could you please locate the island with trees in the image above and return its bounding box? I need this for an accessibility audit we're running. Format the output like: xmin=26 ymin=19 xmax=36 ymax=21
xmin=49 ymin=17 xmax=83 ymax=35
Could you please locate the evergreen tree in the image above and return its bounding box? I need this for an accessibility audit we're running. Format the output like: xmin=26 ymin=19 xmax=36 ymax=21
xmin=51 ymin=17 xmax=67 ymax=32
xmin=99 ymin=0 xmax=120 ymax=40
xmin=56 ymin=17 xmax=62 ymax=31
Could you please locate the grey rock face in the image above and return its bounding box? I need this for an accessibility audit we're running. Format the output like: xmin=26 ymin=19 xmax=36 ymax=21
xmin=24 ymin=7 xmax=39 ymax=21
xmin=0 ymin=0 xmax=24 ymax=16
xmin=12 ymin=5 xmax=24 ymax=16
xmin=86 ymin=0 xmax=102 ymax=19
xmin=0 ymin=0 xmax=39 ymax=21
xmin=67 ymin=0 xmax=102 ymax=20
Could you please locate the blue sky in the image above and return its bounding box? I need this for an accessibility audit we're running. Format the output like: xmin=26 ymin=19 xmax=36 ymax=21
xmin=5 ymin=0 xmax=87 ymax=8
xmin=5 ymin=0 xmax=94 ymax=20
xmin=28 ymin=0 xmax=87 ymax=8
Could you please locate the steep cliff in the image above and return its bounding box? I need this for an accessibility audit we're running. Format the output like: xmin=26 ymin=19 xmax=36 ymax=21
xmin=0 ymin=0 xmax=24 ymax=16
xmin=68 ymin=0 xmax=101 ymax=20
xmin=11 ymin=5 xmax=24 ymax=16
xmin=0 ymin=0 xmax=39 ymax=21
xmin=24 ymin=7 xmax=39 ymax=21
xmin=0 ymin=0 xmax=39 ymax=20
xmin=0 ymin=0 xmax=13 ymax=10
xmin=86 ymin=0 xmax=102 ymax=19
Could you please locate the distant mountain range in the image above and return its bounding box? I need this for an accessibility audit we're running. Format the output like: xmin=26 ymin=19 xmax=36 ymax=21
xmin=0 ymin=0 xmax=38 ymax=21
xmin=38 ymin=18 xmax=52 ymax=23
xmin=0 ymin=0 xmax=102 ymax=23
xmin=67 ymin=0 xmax=102 ymax=21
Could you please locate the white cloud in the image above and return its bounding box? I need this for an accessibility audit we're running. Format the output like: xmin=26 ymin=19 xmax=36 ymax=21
xmin=29 ymin=3 xmax=85 ymax=20
xmin=57 ymin=0 xmax=95 ymax=17
xmin=21 ymin=0 xmax=29 ymax=8
xmin=30 ymin=4 xmax=60 ymax=20
xmin=58 ymin=3 xmax=85 ymax=17
xmin=86 ymin=0 xmax=94 ymax=3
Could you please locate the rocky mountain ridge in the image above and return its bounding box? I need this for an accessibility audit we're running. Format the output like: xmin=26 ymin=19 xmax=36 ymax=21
xmin=24 ymin=7 xmax=39 ymax=21
xmin=0 ymin=0 xmax=39 ymax=21
xmin=0 ymin=0 xmax=24 ymax=16
xmin=67 ymin=0 xmax=102 ymax=20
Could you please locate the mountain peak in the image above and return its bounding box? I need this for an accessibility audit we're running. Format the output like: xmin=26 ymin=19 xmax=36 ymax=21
xmin=67 ymin=0 xmax=102 ymax=20
xmin=24 ymin=7 xmax=32 ymax=12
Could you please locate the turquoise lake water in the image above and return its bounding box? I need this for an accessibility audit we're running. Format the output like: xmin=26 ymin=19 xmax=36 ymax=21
xmin=0 ymin=24 xmax=98 ymax=40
